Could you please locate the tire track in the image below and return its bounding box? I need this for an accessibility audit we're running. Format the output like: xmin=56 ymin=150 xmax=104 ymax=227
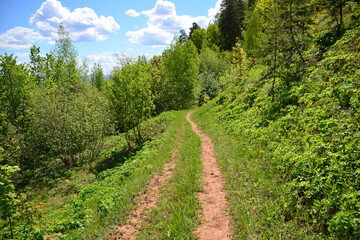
xmin=186 ymin=111 xmax=232 ymax=240
xmin=108 ymin=117 xmax=185 ymax=240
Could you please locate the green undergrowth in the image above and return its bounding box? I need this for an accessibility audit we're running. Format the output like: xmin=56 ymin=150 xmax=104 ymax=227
xmin=138 ymin=115 xmax=202 ymax=239
xmin=192 ymin=26 xmax=360 ymax=239
xmin=3 ymin=111 xmax=184 ymax=240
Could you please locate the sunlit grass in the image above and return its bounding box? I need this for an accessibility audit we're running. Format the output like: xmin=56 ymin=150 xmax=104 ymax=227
xmin=138 ymin=114 xmax=202 ymax=239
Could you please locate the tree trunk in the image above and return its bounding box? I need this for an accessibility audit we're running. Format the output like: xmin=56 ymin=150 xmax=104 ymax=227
xmin=9 ymin=216 xmax=14 ymax=239
xmin=289 ymin=0 xmax=305 ymax=65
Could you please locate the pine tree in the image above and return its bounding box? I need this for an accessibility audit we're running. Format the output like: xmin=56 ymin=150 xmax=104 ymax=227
xmin=218 ymin=0 xmax=246 ymax=50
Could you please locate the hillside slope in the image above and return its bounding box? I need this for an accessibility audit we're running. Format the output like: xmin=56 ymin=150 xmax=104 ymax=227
xmin=193 ymin=26 xmax=360 ymax=239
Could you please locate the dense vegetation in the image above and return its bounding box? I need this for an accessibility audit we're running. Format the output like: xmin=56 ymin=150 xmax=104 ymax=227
xmin=1 ymin=0 xmax=360 ymax=239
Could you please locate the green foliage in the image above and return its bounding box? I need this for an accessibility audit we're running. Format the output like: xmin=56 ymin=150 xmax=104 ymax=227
xmin=108 ymin=58 xmax=154 ymax=145
xmin=232 ymin=43 xmax=248 ymax=77
xmin=204 ymin=22 xmax=224 ymax=52
xmin=242 ymin=7 xmax=264 ymax=52
xmin=24 ymin=84 xmax=112 ymax=168
xmin=50 ymin=23 xmax=79 ymax=88
xmin=198 ymin=47 xmax=230 ymax=105
xmin=190 ymin=28 xmax=206 ymax=53
xmin=90 ymin=62 xmax=105 ymax=91
xmin=218 ymin=0 xmax=246 ymax=50
xmin=0 ymin=53 xmax=32 ymax=129
xmin=162 ymin=40 xmax=199 ymax=110
xmin=0 ymin=163 xmax=20 ymax=239
xmin=149 ymin=55 xmax=168 ymax=114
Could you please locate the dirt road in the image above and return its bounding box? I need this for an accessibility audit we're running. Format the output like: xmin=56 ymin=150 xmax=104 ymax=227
xmin=186 ymin=111 xmax=232 ymax=240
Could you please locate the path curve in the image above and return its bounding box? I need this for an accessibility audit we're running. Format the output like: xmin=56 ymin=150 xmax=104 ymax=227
xmin=186 ymin=111 xmax=232 ymax=240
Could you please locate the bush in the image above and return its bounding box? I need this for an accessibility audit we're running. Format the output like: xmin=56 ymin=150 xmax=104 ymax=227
xmin=24 ymin=84 xmax=112 ymax=169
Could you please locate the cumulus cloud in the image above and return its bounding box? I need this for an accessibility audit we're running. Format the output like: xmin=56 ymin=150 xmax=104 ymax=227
xmin=126 ymin=0 xmax=220 ymax=48
xmin=126 ymin=9 xmax=140 ymax=17
xmin=208 ymin=0 xmax=222 ymax=19
xmin=0 ymin=27 xmax=48 ymax=50
xmin=86 ymin=52 xmax=117 ymax=75
xmin=29 ymin=0 xmax=120 ymax=42
xmin=0 ymin=0 xmax=120 ymax=50
xmin=126 ymin=25 xmax=174 ymax=47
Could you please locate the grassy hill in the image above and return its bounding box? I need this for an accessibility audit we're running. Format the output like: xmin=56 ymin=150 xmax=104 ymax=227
xmin=192 ymin=25 xmax=360 ymax=239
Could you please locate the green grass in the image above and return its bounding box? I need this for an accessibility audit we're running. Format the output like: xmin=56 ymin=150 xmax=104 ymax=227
xmin=138 ymin=114 xmax=202 ymax=240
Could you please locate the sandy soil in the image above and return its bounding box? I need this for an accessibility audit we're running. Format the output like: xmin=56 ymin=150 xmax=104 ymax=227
xmin=186 ymin=111 xmax=233 ymax=240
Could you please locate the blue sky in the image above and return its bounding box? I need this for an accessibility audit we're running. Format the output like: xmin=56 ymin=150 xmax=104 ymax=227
xmin=0 ymin=0 xmax=221 ymax=74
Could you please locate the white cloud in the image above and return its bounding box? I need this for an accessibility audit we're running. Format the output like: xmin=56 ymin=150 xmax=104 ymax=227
xmin=86 ymin=52 xmax=116 ymax=75
xmin=86 ymin=53 xmax=115 ymax=63
xmin=125 ymin=0 xmax=220 ymax=48
xmin=126 ymin=9 xmax=140 ymax=17
xmin=15 ymin=52 xmax=30 ymax=58
xmin=0 ymin=27 xmax=49 ymax=50
xmin=29 ymin=0 xmax=119 ymax=42
xmin=0 ymin=0 xmax=120 ymax=50
xmin=208 ymin=0 xmax=222 ymax=19
xmin=126 ymin=24 xmax=174 ymax=46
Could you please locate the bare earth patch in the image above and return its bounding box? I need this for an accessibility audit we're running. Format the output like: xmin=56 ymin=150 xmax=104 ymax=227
xmin=108 ymin=121 xmax=184 ymax=240
xmin=187 ymin=111 xmax=233 ymax=240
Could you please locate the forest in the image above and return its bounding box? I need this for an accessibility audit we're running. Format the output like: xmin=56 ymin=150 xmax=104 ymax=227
xmin=1 ymin=0 xmax=360 ymax=239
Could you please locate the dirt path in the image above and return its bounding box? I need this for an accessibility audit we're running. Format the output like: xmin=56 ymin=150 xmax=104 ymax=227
xmin=186 ymin=112 xmax=233 ymax=240
xmin=108 ymin=120 xmax=184 ymax=240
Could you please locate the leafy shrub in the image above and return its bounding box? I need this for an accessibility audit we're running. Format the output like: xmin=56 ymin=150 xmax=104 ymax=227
xmin=24 ymin=84 xmax=112 ymax=169
xmin=198 ymin=47 xmax=230 ymax=105
xmin=108 ymin=59 xmax=154 ymax=146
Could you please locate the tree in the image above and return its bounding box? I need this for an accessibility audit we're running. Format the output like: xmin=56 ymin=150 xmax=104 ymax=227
xmin=149 ymin=55 xmax=167 ymax=114
xmin=218 ymin=0 xmax=246 ymax=50
xmin=279 ymin=0 xmax=313 ymax=64
xmin=197 ymin=47 xmax=230 ymax=105
xmin=29 ymin=45 xmax=44 ymax=85
xmin=108 ymin=59 xmax=154 ymax=147
xmin=189 ymin=22 xmax=200 ymax=39
xmin=190 ymin=28 xmax=207 ymax=53
xmin=162 ymin=40 xmax=199 ymax=110
xmin=257 ymin=0 xmax=313 ymax=102
xmin=0 ymin=54 xmax=32 ymax=129
xmin=204 ymin=22 xmax=224 ymax=52
xmin=79 ymin=57 xmax=89 ymax=83
xmin=179 ymin=29 xmax=188 ymax=43
xmin=242 ymin=4 xmax=265 ymax=53
xmin=0 ymin=163 xmax=20 ymax=239
xmin=315 ymin=0 xmax=349 ymax=33
xmin=50 ymin=24 xmax=79 ymax=87
xmin=248 ymin=0 xmax=256 ymax=8
xmin=90 ymin=63 xmax=105 ymax=91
